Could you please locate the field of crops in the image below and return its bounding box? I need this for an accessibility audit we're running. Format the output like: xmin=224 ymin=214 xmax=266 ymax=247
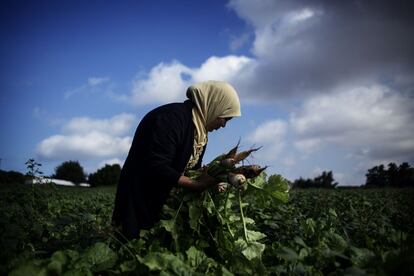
xmin=1 ymin=181 xmax=413 ymax=275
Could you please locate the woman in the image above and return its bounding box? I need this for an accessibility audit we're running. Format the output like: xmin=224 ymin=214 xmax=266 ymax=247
xmin=112 ymin=80 xmax=241 ymax=240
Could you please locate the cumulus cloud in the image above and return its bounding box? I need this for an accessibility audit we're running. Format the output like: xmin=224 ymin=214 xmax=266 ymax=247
xmin=247 ymin=120 xmax=287 ymax=161
xmin=228 ymin=0 xmax=414 ymax=99
xmin=124 ymin=56 xmax=252 ymax=106
xmin=294 ymin=138 xmax=321 ymax=155
xmin=63 ymin=113 xmax=135 ymax=136
xmin=128 ymin=61 xmax=191 ymax=105
xmin=36 ymin=113 xmax=136 ymax=161
xmin=37 ymin=132 xmax=132 ymax=160
xmin=106 ymin=0 xmax=413 ymax=185
xmin=244 ymin=83 xmax=414 ymax=183
xmin=121 ymin=1 xmax=413 ymax=104
xmin=290 ymin=85 xmax=414 ymax=162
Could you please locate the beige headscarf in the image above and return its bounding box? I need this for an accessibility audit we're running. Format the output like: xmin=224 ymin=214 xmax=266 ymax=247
xmin=185 ymin=80 xmax=241 ymax=170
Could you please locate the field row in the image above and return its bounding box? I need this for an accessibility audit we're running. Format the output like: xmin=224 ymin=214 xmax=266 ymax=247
xmin=1 ymin=184 xmax=413 ymax=275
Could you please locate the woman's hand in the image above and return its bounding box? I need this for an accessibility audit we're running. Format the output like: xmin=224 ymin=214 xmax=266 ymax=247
xmin=178 ymin=173 xmax=218 ymax=191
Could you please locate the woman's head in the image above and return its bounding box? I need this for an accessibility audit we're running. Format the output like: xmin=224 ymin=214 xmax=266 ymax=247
xmin=186 ymin=80 xmax=241 ymax=132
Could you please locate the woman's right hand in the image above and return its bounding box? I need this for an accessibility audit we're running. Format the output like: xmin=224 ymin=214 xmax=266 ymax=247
xmin=178 ymin=174 xmax=218 ymax=191
xmin=196 ymin=173 xmax=218 ymax=190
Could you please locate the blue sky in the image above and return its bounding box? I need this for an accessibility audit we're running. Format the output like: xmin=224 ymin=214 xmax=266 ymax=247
xmin=1 ymin=0 xmax=413 ymax=186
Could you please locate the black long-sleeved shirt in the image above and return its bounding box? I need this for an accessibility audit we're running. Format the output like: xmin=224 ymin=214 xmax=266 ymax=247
xmin=112 ymin=100 xmax=205 ymax=235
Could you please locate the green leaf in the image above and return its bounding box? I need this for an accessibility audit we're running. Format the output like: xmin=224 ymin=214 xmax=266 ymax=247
xmin=350 ymin=246 xmax=375 ymax=267
xmin=244 ymin=217 xmax=255 ymax=224
xmin=325 ymin=231 xmax=348 ymax=252
xmin=301 ymin=218 xmax=316 ymax=236
xmin=235 ymin=239 xmax=266 ymax=260
xmin=229 ymin=214 xmax=240 ymax=222
xmin=203 ymin=194 xmax=215 ymax=215
xmin=189 ymin=204 xmax=201 ymax=231
xmin=120 ymin=260 xmax=137 ymax=272
xmin=248 ymin=173 xmax=266 ymax=189
xmin=264 ymin=174 xmax=290 ymax=203
xmin=47 ymin=251 xmax=71 ymax=274
xmin=186 ymin=246 xmax=206 ymax=268
xmin=76 ymin=242 xmax=117 ymax=272
xmin=294 ymin=236 xmax=308 ymax=248
xmin=141 ymin=252 xmax=194 ymax=275
xmin=276 ymin=246 xmax=299 ymax=262
xmin=9 ymin=262 xmax=48 ymax=276
xmin=246 ymin=230 xmax=266 ymax=242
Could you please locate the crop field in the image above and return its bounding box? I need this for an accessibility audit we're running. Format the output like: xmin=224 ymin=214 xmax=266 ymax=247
xmin=1 ymin=181 xmax=413 ymax=275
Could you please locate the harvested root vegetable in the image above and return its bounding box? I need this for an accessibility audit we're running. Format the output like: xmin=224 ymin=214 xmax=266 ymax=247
xmin=186 ymin=141 xmax=267 ymax=190
xmin=217 ymin=182 xmax=228 ymax=193
xmin=233 ymin=147 xmax=262 ymax=163
xmin=221 ymin=158 xmax=236 ymax=169
xmin=227 ymin=173 xmax=246 ymax=187
xmin=224 ymin=139 xmax=240 ymax=159
xmin=233 ymin=165 xmax=267 ymax=179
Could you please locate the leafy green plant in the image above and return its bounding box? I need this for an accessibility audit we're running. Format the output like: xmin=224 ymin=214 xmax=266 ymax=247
xmin=2 ymin=156 xmax=413 ymax=275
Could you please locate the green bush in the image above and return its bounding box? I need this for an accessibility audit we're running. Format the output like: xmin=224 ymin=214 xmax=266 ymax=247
xmin=53 ymin=161 xmax=87 ymax=184
xmin=0 ymin=170 xmax=25 ymax=185
xmin=88 ymin=164 xmax=121 ymax=187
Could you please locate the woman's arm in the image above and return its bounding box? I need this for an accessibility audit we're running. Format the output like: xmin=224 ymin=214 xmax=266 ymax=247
xmin=177 ymin=174 xmax=217 ymax=191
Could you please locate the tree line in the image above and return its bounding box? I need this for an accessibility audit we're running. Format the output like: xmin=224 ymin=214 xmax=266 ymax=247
xmin=365 ymin=162 xmax=414 ymax=188
xmin=0 ymin=160 xmax=121 ymax=187
xmin=1 ymin=160 xmax=413 ymax=188
xmin=52 ymin=161 xmax=121 ymax=187
xmin=291 ymin=162 xmax=414 ymax=188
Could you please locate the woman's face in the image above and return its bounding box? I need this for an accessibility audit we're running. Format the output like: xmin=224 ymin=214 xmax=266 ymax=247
xmin=206 ymin=117 xmax=232 ymax=132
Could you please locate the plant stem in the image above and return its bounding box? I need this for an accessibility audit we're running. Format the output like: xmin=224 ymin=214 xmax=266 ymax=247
xmin=223 ymin=188 xmax=230 ymax=218
xmin=207 ymin=191 xmax=234 ymax=237
xmin=238 ymin=189 xmax=248 ymax=242
xmin=173 ymin=196 xmax=184 ymax=223
xmin=172 ymin=195 xmax=185 ymax=252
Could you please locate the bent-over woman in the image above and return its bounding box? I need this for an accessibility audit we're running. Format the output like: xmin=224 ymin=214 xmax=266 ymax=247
xmin=112 ymin=80 xmax=241 ymax=240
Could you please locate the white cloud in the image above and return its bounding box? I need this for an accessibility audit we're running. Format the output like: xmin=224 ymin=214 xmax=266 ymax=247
xmin=227 ymin=0 xmax=414 ymax=99
xmin=247 ymin=120 xmax=287 ymax=161
xmin=192 ymin=55 xmax=252 ymax=83
xmin=103 ymin=0 xmax=414 ymax=186
xmin=244 ymin=84 xmax=414 ymax=184
xmin=281 ymin=155 xmax=296 ymax=167
xmin=294 ymin=138 xmax=321 ymax=155
xmin=126 ymin=56 xmax=252 ymax=106
xmin=129 ymin=61 xmax=191 ymax=105
xmin=88 ymin=77 xmax=109 ymax=86
xmin=98 ymin=158 xmax=123 ymax=169
xmin=36 ymin=113 xmax=136 ymax=161
xmin=37 ymin=132 xmax=131 ymax=160
xmin=63 ymin=113 xmax=135 ymax=136
xmin=290 ymin=85 xmax=414 ymax=161
xmin=287 ymin=8 xmax=315 ymax=24
xmin=65 ymin=76 xmax=111 ymax=99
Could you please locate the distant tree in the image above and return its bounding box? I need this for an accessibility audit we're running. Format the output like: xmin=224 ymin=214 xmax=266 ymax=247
xmin=292 ymin=171 xmax=338 ymax=189
xmin=387 ymin=163 xmax=398 ymax=186
xmin=312 ymin=171 xmax=337 ymax=188
xmin=0 ymin=170 xmax=26 ymax=185
xmin=88 ymin=164 xmax=121 ymax=187
xmin=365 ymin=162 xmax=414 ymax=187
xmin=54 ymin=160 xmax=86 ymax=184
xmin=365 ymin=164 xmax=388 ymax=187
xmin=292 ymin=177 xmax=309 ymax=189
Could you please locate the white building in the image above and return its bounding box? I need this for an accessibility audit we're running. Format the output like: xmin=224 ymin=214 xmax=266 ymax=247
xmin=25 ymin=177 xmax=90 ymax=187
